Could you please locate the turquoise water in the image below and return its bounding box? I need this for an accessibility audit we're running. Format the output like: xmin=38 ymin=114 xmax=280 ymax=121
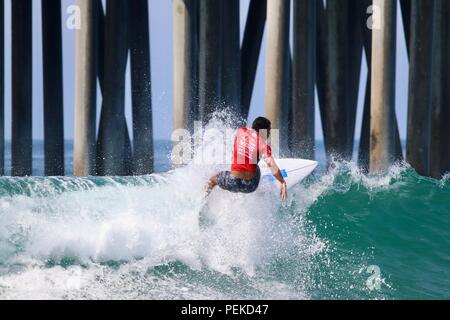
xmin=0 ymin=139 xmax=449 ymax=299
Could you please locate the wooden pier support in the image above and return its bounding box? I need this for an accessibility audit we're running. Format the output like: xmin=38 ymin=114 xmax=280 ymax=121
xmin=129 ymin=0 xmax=153 ymax=175
xmin=42 ymin=0 xmax=65 ymax=176
xmin=198 ymin=0 xmax=223 ymax=123
xmin=291 ymin=0 xmax=316 ymax=159
xmin=11 ymin=0 xmax=32 ymax=176
xmin=74 ymin=0 xmax=99 ymax=176
xmin=0 ymin=0 xmax=3 ymax=175
xmin=97 ymin=0 xmax=129 ymax=176
xmin=430 ymin=0 xmax=450 ymax=179
xmin=241 ymin=0 xmax=266 ymax=122
xmin=222 ymin=0 xmax=241 ymax=117
xmin=265 ymin=0 xmax=290 ymax=150
xmin=370 ymin=0 xmax=397 ymax=173
xmin=173 ymin=0 xmax=198 ymax=132
xmin=406 ymin=0 xmax=435 ymax=177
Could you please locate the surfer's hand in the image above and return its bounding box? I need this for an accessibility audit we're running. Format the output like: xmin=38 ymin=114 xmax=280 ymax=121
xmin=280 ymin=182 xmax=287 ymax=200
xmin=206 ymin=175 xmax=218 ymax=195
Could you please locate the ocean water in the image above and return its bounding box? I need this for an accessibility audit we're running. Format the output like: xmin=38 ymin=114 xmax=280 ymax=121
xmin=0 ymin=130 xmax=449 ymax=299
xmin=1 ymin=140 xmax=173 ymax=176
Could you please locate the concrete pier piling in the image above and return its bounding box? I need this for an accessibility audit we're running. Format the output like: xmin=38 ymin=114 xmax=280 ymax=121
xmin=291 ymin=0 xmax=316 ymax=159
xmin=42 ymin=0 xmax=65 ymax=176
xmin=222 ymin=0 xmax=241 ymax=117
xmin=347 ymin=0 xmax=363 ymax=158
xmin=265 ymin=0 xmax=290 ymax=150
xmin=0 ymin=0 xmax=3 ymax=175
xmin=327 ymin=0 xmax=345 ymax=159
xmin=11 ymin=0 xmax=32 ymax=177
xmin=430 ymin=0 xmax=450 ymax=179
xmin=358 ymin=0 xmax=372 ymax=170
xmin=400 ymin=0 xmax=411 ymax=58
xmin=320 ymin=0 xmax=362 ymax=162
xmin=173 ymin=0 xmax=198 ymax=132
xmin=316 ymin=0 xmax=328 ymax=148
xmin=0 ymin=0 xmax=446 ymax=179
xmin=359 ymin=0 xmax=403 ymax=171
xmin=74 ymin=0 xmax=99 ymax=176
xmin=198 ymin=0 xmax=223 ymax=123
xmin=94 ymin=0 xmax=132 ymax=177
xmin=96 ymin=0 xmax=105 ymax=87
xmin=97 ymin=0 xmax=129 ymax=176
xmin=407 ymin=0 xmax=435 ymax=177
xmin=129 ymin=0 xmax=153 ymax=175
xmin=241 ymin=0 xmax=266 ymax=122
xmin=358 ymin=72 xmax=371 ymax=170
xmin=370 ymin=0 xmax=397 ymax=173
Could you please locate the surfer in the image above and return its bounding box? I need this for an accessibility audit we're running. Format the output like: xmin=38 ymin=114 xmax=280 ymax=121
xmin=206 ymin=117 xmax=287 ymax=200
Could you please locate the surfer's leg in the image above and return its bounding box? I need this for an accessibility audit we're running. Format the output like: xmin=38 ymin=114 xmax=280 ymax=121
xmin=216 ymin=171 xmax=235 ymax=192
xmin=216 ymin=171 xmax=245 ymax=193
xmin=240 ymin=167 xmax=261 ymax=193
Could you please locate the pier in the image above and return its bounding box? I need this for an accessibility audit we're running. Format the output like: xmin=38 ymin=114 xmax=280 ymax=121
xmin=0 ymin=0 xmax=448 ymax=178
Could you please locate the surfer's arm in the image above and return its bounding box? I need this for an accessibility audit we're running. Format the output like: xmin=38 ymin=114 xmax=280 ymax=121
xmin=258 ymin=136 xmax=286 ymax=199
xmin=265 ymin=157 xmax=287 ymax=200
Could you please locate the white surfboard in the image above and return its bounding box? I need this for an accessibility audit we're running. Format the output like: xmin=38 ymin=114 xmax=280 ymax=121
xmin=198 ymin=158 xmax=318 ymax=228
xmin=259 ymin=158 xmax=318 ymax=191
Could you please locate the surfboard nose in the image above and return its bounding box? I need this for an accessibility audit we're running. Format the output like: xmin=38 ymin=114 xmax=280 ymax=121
xmin=259 ymin=158 xmax=319 ymax=190
xmin=279 ymin=158 xmax=318 ymax=168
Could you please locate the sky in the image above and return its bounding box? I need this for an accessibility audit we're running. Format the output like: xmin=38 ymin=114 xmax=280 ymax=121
xmin=2 ymin=0 xmax=410 ymax=142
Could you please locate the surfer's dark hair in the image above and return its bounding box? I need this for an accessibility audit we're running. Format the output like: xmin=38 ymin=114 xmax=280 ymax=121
xmin=252 ymin=117 xmax=271 ymax=133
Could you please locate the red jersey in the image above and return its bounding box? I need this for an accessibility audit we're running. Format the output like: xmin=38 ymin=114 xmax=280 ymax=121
xmin=231 ymin=127 xmax=272 ymax=172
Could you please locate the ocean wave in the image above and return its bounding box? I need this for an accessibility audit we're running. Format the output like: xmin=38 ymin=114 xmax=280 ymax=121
xmin=0 ymin=114 xmax=448 ymax=299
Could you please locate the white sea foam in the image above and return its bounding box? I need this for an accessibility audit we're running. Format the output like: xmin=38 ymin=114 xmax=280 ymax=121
xmin=1 ymin=114 xmax=417 ymax=300
xmin=0 ymin=115 xmax=329 ymax=299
